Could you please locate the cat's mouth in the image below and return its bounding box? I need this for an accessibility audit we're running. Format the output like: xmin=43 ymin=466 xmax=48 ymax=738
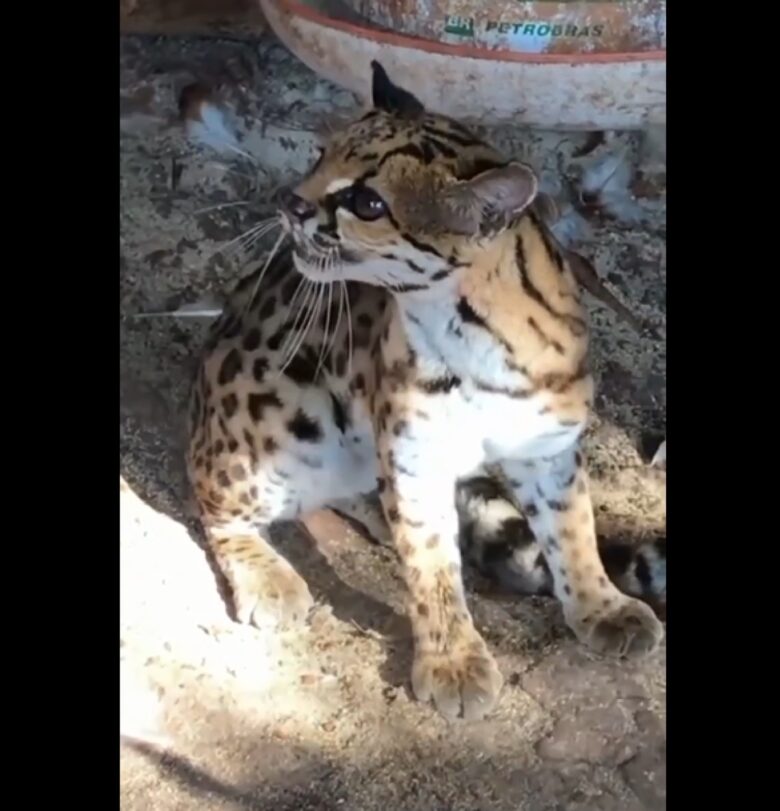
xmin=289 ymin=232 xmax=359 ymax=277
xmin=290 ymin=239 xmax=342 ymax=281
xmin=291 ymin=236 xmax=335 ymax=265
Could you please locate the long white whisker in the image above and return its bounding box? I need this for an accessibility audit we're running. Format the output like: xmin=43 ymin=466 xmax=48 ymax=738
xmin=193 ymin=201 xmax=251 ymax=215
xmin=243 ymin=231 xmax=287 ymax=315
xmin=280 ymin=281 xmax=323 ymax=375
xmin=231 ymin=220 xmax=281 ymax=255
xmin=238 ymin=222 xmax=276 ymax=246
xmin=342 ymin=280 xmax=354 ymax=379
xmin=224 ymin=215 xmax=279 ymax=243
xmin=299 ymin=281 xmax=326 ymax=359
xmin=211 ymin=218 xmax=280 ymax=260
xmin=285 ymin=275 xmax=309 ymax=324
xmin=323 ymin=276 xmax=345 ymax=361
xmin=301 ymin=283 xmax=326 ymax=360
xmin=317 ymin=249 xmax=345 ymax=369
xmin=239 ymin=226 xmax=278 ymax=258
xmin=280 ymin=272 xmax=322 ymax=364
xmin=281 ymin=279 xmax=315 ymax=355
xmin=316 ymin=278 xmax=334 ymax=377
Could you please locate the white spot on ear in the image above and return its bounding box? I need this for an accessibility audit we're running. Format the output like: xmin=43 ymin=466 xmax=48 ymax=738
xmin=326 ymin=178 xmax=353 ymax=195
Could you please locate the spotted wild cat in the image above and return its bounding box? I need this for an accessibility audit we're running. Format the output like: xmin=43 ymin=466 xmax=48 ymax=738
xmin=186 ymin=62 xmax=665 ymax=721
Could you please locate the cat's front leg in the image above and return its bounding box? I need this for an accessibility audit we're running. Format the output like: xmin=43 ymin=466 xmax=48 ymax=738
xmin=378 ymin=425 xmax=503 ymax=721
xmin=503 ymin=446 xmax=664 ymax=656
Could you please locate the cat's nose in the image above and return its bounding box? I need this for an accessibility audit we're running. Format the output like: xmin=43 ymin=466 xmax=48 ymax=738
xmin=279 ymin=188 xmax=316 ymax=221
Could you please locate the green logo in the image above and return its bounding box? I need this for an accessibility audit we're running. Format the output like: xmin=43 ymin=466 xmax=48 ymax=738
xmin=444 ymin=15 xmax=475 ymax=37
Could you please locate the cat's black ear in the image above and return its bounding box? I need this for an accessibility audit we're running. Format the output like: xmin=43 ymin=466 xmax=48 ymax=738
xmin=438 ymin=163 xmax=539 ymax=235
xmin=371 ymin=61 xmax=425 ymax=118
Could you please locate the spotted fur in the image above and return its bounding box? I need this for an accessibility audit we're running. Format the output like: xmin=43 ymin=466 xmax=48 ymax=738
xmin=187 ymin=63 xmax=664 ymax=721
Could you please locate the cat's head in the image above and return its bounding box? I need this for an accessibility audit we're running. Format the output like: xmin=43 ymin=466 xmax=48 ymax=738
xmin=279 ymin=62 xmax=538 ymax=294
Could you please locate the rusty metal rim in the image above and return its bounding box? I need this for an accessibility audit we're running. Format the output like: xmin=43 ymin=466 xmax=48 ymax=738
xmin=267 ymin=0 xmax=666 ymax=64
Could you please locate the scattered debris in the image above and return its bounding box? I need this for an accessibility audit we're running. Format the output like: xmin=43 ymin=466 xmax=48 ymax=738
xmin=535 ymin=185 xmax=651 ymax=336
xmin=650 ymin=439 xmax=667 ymax=469
xmin=580 ymin=146 xmax=644 ymax=224
xmin=572 ymin=130 xmax=606 ymax=159
xmin=566 ymin=251 xmax=649 ymax=335
xmin=548 ymin=199 xmax=593 ymax=248
xmin=348 ymin=619 xmax=392 ymax=643
xmin=131 ymin=296 xmax=224 ymax=320
xmin=179 ymin=82 xmax=253 ymax=161
xmin=120 ymin=658 xmax=171 ymax=750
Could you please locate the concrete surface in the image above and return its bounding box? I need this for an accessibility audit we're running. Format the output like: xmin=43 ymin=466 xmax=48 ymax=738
xmin=259 ymin=0 xmax=666 ymax=129
xmin=120 ymin=0 xmax=267 ymax=36
xmin=120 ymin=33 xmax=666 ymax=811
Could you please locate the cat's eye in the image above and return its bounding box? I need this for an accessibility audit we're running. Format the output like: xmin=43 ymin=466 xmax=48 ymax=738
xmin=350 ymin=186 xmax=387 ymax=221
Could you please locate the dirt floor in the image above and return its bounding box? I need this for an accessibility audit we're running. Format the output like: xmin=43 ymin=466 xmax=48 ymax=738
xmin=120 ymin=34 xmax=666 ymax=811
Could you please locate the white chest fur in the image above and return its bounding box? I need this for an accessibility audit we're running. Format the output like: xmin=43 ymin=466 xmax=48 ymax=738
xmin=460 ymin=382 xmax=583 ymax=462
xmin=384 ymin=296 xmax=584 ymax=470
xmin=398 ymin=384 xmax=582 ymax=478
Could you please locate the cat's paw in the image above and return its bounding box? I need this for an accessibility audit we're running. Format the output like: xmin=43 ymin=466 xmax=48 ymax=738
xmin=567 ymin=595 xmax=663 ymax=658
xmin=412 ymin=634 xmax=503 ymax=721
xmin=233 ymin=559 xmax=314 ymax=629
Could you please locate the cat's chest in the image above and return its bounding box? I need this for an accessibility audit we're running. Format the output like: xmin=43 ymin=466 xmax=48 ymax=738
xmin=372 ymin=383 xmax=583 ymax=474
xmin=376 ymin=317 xmax=584 ymax=467
xmin=456 ymin=383 xmax=584 ymax=462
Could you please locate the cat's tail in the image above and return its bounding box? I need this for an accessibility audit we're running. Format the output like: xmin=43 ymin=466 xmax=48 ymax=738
xmin=456 ymin=476 xmax=666 ymax=608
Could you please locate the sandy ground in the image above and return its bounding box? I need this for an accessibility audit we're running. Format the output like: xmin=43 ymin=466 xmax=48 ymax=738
xmin=120 ymin=34 xmax=666 ymax=811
